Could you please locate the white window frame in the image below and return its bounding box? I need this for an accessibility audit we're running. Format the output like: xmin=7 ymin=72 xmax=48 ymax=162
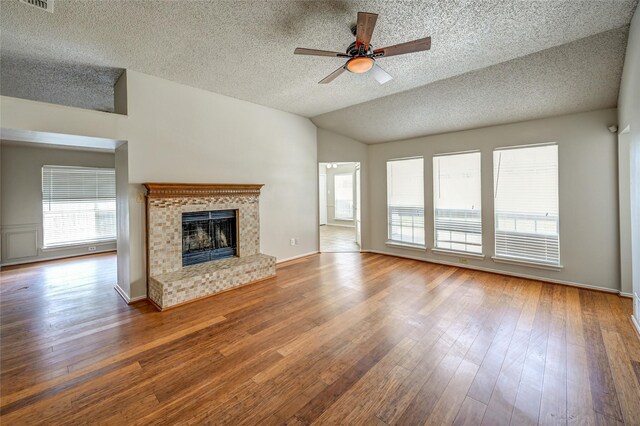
xmin=433 ymin=150 xmax=483 ymax=255
xmin=386 ymin=157 xmax=425 ymax=248
xmin=334 ymin=172 xmax=354 ymax=221
xmin=42 ymin=165 xmax=117 ymax=249
xmin=492 ymin=142 xmax=562 ymax=269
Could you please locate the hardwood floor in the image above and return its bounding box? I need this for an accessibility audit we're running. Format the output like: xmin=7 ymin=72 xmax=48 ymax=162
xmin=1 ymin=252 xmax=639 ymax=425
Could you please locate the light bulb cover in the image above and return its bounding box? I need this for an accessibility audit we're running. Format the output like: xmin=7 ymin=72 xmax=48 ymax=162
xmin=345 ymin=57 xmax=374 ymax=74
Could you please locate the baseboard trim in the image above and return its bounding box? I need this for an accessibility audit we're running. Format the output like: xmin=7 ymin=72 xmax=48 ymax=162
xmin=129 ymin=294 xmax=147 ymax=303
xmin=619 ymin=292 xmax=634 ymax=298
xmin=362 ymin=249 xmax=621 ymax=295
xmin=277 ymin=251 xmax=319 ymax=265
xmin=632 ymin=315 xmax=640 ymax=340
xmin=114 ymin=284 xmax=147 ymax=305
xmin=1 ymin=249 xmax=116 ymax=268
xmin=114 ymin=284 xmax=131 ymax=304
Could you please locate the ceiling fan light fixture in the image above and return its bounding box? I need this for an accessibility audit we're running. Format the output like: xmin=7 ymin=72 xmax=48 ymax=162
xmin=345 ymin=57 xmax=374 ymax=73
xmin=294 ymin=11 xmax=431 ymax=84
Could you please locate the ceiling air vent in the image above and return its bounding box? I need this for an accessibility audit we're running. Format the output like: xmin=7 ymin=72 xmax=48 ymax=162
xmin=19 ymin=0 xmax=54 ymax=13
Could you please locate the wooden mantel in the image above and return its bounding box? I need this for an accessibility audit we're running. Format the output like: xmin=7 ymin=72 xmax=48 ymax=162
xmin=143 ymin=183 xmax=264 ymax=198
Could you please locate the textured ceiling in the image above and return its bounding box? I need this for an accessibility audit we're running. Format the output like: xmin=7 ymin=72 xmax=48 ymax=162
xmin=0 ymin=0 xmax=637 ymax=121
xmin=313 ymin=26 xmax=629 ymax=143
xmin=0 ymin=55 xmax=123 ymax=112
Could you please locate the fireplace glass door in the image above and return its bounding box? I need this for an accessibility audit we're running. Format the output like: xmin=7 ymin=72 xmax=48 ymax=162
xmin=182 ymin=210 xmax=237 ymax=266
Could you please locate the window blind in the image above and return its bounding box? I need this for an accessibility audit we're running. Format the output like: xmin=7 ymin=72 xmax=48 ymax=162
xmin=433 ymin=152 xmax=482 ymax=253
xmin=334 ymin=173 xmax=354 ymax=220
xmin=387 ymin=157 xmax=425 ymax=246
xmin=42 ymin=165 xmax=117 ymax=247
xmin=493 ymin=144 xmax=559 ymax=265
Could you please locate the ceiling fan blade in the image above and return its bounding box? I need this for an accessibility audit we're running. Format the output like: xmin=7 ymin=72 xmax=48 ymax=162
xmin=373 ymin=37 xmax=431 ymax=58
xmin=370 ymin=63 xmax=393 ymax=84
xmin=294 ymin=47 xmax=350 ymax=58
xmin=319 ymin=66 xmax=346 ymax=84
xmin=356 ymin=12 xmax=378 ymax=50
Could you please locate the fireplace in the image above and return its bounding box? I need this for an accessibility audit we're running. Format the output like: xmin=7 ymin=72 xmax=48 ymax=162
xmin=182 ymin=210 xmax=237 ymax=266
xmin=145 ymin=183 xmax=275 ymax=310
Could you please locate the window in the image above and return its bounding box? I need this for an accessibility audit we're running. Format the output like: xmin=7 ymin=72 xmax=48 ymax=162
xmin=493 ymin=144 xmax=560 ymax=265
xmin=42 ymin=165 xmax=117 ymax=248
xmin=433 ymin=152 xmax=482 ymax=253
xmin=387 ymin=157 xmax=425 ymax=246
xmin=334 ymin=173 xmax=354 ymax=220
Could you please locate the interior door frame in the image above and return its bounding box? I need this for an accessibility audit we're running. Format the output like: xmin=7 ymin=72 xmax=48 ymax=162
xmin=355 ymin=164 xmax=361 ymax=247
xmin=318 ymin=161 xmax=362 ymax=253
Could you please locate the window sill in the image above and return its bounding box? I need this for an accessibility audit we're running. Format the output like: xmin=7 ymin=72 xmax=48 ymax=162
xmin=385 ymin=241 xmax=427 ymax=251
xmin=334 ymin=218 xmax=354 ymax=221
xmin=42 ymin=240 xmax=116 ymax=252
xmin=491 ymin=256 xmax=563 ymax=271
xmin=431 ymin=248 xmax=485 ymax=260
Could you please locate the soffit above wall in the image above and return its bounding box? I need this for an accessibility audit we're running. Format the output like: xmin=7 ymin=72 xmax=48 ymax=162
xmin=0 ymin=128 xmax=123 ymax=152
xmin=0 ymin=56 xmax=123 ymax=113
xmin=0 ymin=0 xmax=636 ymax=119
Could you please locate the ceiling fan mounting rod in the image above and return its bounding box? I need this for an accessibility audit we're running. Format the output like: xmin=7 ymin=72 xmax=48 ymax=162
xmin=346 ymin=41 xmax=372 ymax=57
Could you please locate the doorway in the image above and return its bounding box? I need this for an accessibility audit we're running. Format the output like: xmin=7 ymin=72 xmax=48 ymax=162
xmin=0 ymin=130 xmax=128 ymax=302
xmin=319 ymin=162 xmax=361 ymax=252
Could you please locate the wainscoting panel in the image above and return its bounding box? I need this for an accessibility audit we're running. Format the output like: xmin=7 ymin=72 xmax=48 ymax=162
xmin=1 ymin=223 xmax=116 ymax=266
xmin=3 ymin=225 xmax=39 ymax=259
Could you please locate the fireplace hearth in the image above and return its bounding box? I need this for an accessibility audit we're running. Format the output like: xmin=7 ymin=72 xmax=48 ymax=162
xmin=144 ymin=183 xmax=276 ymax=310
xmin=182 ymin=210 xmax=237 ymax=266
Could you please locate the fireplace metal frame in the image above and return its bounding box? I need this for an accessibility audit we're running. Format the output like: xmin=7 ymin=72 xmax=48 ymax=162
xmin=181 ymin=209 xmax=239 ymax=267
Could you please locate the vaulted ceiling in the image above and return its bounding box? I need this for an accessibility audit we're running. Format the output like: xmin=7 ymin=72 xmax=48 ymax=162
xmin=1 ymin=0 xmax=637 ymax=143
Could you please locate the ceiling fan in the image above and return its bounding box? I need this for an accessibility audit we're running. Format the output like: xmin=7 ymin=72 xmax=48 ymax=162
xmin=294 ymin=12 xmax=431 ymax=84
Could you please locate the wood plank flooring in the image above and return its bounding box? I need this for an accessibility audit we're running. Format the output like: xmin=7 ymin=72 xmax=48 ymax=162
xmin=1 ymin=252 xmax=639 ymax=425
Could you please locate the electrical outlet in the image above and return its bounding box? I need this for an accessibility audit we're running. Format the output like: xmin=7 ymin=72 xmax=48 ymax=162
xmin=458 ymin=258 xmax=468 ymax=264
xmin=88 ymin=246 xmax=97 ymax=252
xmin=290 ymin=238 xmax=297 ymax=246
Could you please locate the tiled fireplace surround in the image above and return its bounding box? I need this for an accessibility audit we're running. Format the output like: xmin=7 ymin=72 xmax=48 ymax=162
xmin=144 ymin=183 xmax=276 ymax=310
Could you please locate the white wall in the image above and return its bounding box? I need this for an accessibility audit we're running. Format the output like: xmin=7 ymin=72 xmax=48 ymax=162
xmin=631 ymin=140 xmax=640 ymax=322
xmin=0 ymin=141 xmax=3 ymax=267
xmin=0 ymin=142 xmax=116 ymax=265
xmin=619 ymin=129 xmax=633 ymax=296
xmin=115 ymin=143 xmax=131 ymax=299
xmin=0 ymin=97 xmax=127 ymax=141
xmin=368 ymin=109 xmax=620 ymax=292
xmin=0 ymin=70 xmax=318 ymax=300
xmin=618 ymin=7 xmax=640 ymax=321
xmin=121 ymin=71 xmax=317 ymax=298
xmin=0 ymin=67 xmax=629 ymax=303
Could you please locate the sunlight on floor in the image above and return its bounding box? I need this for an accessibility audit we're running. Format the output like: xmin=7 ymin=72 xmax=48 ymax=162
xmin=320 ymin=225 xmax=360 ymax=253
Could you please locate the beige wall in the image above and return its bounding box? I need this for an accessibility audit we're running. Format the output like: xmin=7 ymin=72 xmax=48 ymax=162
xmin=0 ymin=69 xmax=318 ymax=300
xmin=0 ymin=68 xmax=630 ymax=304
xmin=0 ymin=142 xmax=116 ymax=265
xmin=618 ymin=7 xmax=640 ymax=320
xmin=121 ymin=71 xmax=318 ymax=299
xmin=367 ymin=109 xmax=620 ymax=292
xmin=1 ymin=97 xmax=127 ymax=141
xmin=115 ymin=143 xmax=131 ymax=299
